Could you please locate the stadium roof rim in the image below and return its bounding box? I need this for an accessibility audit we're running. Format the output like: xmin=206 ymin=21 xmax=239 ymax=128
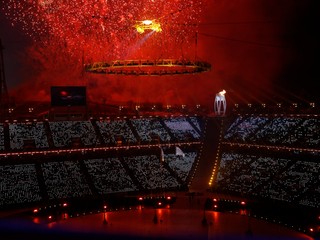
xmin=84 ymin=59 xmax=212 ymax=76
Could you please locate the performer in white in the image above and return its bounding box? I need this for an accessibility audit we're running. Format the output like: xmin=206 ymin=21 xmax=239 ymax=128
xmin=214 ymin=90 xmax=226 ymax=116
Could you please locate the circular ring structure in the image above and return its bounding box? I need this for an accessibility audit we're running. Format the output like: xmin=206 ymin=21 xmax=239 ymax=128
xmin=84 ymin=59 xmax=211 ymax=76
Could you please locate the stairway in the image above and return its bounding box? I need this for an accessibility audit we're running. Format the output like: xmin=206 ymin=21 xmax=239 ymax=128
xmin=89 ymin=119 xmax=105 ymax=146
xmin=43 ymin=121 xmax=55 ymax=148
xmin=189 ymin=117 xmax=223 ymax=193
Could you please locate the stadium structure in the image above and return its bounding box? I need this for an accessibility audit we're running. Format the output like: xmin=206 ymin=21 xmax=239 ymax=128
xmin=0 ymin=1 xmax=319 ymax=240
xmin=0 ymin=90 xmax=319 ymax=240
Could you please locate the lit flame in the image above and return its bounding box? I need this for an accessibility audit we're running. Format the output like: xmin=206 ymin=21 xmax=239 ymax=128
xmin=142 ymin=20 xmax=153 ymax=25
xmin=219 ymin=90 xmax=226 ymax=96
xmin=135 ymin=20 xmax=162 ymax=34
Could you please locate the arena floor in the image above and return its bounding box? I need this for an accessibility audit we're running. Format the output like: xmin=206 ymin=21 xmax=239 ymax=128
xmin=0 ymin=193 xmax=314 ymax=240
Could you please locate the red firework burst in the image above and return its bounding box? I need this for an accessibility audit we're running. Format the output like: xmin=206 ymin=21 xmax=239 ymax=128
xmin=2 ymin=0 xmax=207 ymax=61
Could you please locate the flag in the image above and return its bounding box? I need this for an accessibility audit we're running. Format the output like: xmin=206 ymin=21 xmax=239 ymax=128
xmin=175 ymin=146 xmax=185 ymax=157
xmin=160 ymin=147 xmax=165 ymax=162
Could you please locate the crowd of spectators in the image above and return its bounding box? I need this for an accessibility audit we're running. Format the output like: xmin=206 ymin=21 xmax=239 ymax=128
xmin=0 ymin=117 xmax=202 ymax=208
xmin=0 ymin=123 xmax=4 ymax=150
xmin=0 ymin=148 xmax=198 ymax=208
xmin=0 ymin=164 xmax=42 ymax=205
xmin=130 ymin=118 xmax=171 ymax=142
xmin=258 ymin=160 xmax=320 ymax=205
xmin=123 ymin=155 xmax=180 ymax=190
xmin=84 ymin=158 xmax=138 ymax=194
xmin=9 ymin=122 xmax=49 ymax=149
xmin=96 ymin=119 xmax=137 ymax=145
xmin=165 ymin=152 xmax=197 ymax=182
xmin=224 ymin=115 xmax=320 ymax=148
xmin=41 ymin=161 xmax=93 ymax=200
xmin=4 ymin=113 xmax=319 ymax=212
xmin=49 ymin=121 xmax=98 ymax=147
xmin=216 ymin=152 xmax=320 ymax=208
xmin=188 ymin=116 xmax=202 ymax=132
xmin=163 ymin=117 xmax=201 ymax=141
xmin=216 ymin=114 xmax=320 ymax=209
xmin=299 ymin=184 xmax=320 ymax=208
xmin=0 ymin=116 xmax=202 ymax=151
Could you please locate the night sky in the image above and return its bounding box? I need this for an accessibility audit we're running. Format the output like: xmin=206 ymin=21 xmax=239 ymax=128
xmin=0 ymin=0 xmax=319 ymax=106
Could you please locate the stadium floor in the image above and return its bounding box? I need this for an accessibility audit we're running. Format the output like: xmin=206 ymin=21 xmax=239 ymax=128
xmin=0 ymin=192 xmax=314 ymax=240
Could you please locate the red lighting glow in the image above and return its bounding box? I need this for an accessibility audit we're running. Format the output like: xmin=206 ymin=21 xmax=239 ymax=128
xmin=0 ymin=0 xmax=211 ymax=105
xmin=241 ymin=201 xmax=246 ymax=205
xmin=63 ymin=203 xmax=68 ymax=207
xmin=33 ymin=217 xmax=40 ymax=224
xmin=2 ymin=0 xmax=205 ymax=61
xmin=138 ymin=197 xmax=143 ymax=201
xmin=60 ymin=91 xmax=68 ymax=97
xmin=2 ymin=0 xmax=317 ymax=108
xmin=33 ymin=209 xmax=38 ymax=213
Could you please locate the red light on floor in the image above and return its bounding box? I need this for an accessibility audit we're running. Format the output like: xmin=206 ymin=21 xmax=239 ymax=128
xmin=33 ymin=209 xmax=38 ymax=213
xmin=63 ymin=203 xmax=67 ymax=207
xmin=33 ymin=217 xmax=40 ymax=224
xmin=309 ymin=228 xmax=314 ymax=232
xmin=166 ymin=196 xmax=171 ymax=200
xmin=158 ymin=202 xmax=162 ymax=206
xmin=214 ymin=205 xmax=218 ymax=208
xmin=138 ymin=197 xmax=143 ymax=201
xmin=241 ymin=201 xmax=246 ymax=205
xmin=103 ymin=205 xmax=107 ymax=209
xmin=213 ymin=198 xmax=217 ymax=202
xmin=48 ymin=215 xmax=52 ymax=220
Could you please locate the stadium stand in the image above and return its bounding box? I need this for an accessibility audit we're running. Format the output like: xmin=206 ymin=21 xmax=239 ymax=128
xmin=214 ymin=114 xmax=320 ymax=210
xmin=0 ymin=123 xmax=4 ymax=150
xmin=0 ymin=113 xmax=319 ymax=238
xmin=0 ymin=116 xmax=203 ymax=209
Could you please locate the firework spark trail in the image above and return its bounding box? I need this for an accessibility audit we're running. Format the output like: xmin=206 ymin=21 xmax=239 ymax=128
xmin=2 ymin=0 xmax=206 ymax=61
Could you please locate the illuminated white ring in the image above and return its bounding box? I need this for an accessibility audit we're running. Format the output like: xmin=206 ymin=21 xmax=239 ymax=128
xmin=85 ymin=59 xmax=211 ymax=76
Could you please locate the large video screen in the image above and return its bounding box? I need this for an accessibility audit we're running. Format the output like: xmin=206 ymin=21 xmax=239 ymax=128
xmin=51 ymin=86 xmax=86 ymax=107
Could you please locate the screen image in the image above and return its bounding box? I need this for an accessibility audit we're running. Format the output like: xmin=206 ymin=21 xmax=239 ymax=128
xmin=51 ymin=86 xmax=86 ymax=106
